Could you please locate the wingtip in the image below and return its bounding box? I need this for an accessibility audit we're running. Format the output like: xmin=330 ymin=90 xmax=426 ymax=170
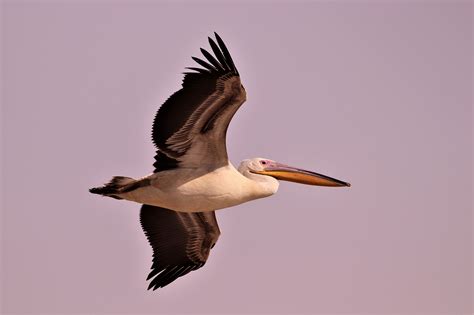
xmin=208 ymin=36 xmax=216 ymax=47
xmin=147 ymin=282 xmax=154 ymax=290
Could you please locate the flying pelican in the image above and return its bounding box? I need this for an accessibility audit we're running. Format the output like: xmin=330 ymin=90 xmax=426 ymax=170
xmin=90 ymin=33 xmax=350 ymax=290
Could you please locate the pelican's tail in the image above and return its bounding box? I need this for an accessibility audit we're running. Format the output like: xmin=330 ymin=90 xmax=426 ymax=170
xmin=89 ymin=176 xmax=139 ymax=200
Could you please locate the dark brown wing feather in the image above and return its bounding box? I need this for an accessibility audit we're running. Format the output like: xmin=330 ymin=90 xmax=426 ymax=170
xmin=152 ymin=33 xmax=245 ymax=172
xmin=140 ymin=205 xmax=220 ymax=290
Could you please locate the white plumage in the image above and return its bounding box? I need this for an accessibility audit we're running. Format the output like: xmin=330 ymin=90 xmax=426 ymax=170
xmin=114 ymin=159 xmax=279 ymax=212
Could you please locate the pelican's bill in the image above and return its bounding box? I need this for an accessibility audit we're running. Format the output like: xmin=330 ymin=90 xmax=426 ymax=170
xmin=253 ymin=163 xmax=350 ymax=187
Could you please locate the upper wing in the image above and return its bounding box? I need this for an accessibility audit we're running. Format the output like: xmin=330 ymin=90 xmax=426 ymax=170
xmin=152 ymin=33 xmax=246 ymax=172
xmin=139 ymin=204 xmax=220 ymax=290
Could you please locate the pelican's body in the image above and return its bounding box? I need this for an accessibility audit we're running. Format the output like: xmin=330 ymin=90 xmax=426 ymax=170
xmin=90 ymin=33 xmax=350 ymax=290
xmin=121 ymin=162 xmax=278 ymax=212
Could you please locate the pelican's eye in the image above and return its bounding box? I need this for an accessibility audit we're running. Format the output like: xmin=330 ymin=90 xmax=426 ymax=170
xmin=260 ymin=160 xmax=267 ymax=165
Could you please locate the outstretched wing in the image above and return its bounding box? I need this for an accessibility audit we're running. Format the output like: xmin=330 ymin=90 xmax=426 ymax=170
xmin=152 ymin=33 xmax=246 ymax=172
xmin=139 ymin=205 xmax=220 ymax=290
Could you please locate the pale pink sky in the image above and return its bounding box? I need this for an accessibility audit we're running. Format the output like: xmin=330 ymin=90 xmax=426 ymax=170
xmin=1 ymin=1 xmax=472 ymax=314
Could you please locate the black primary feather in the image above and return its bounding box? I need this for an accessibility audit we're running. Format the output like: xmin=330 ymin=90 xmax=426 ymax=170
xmin=214 ymin=32 xmax=238 ymax=74
xmin=200 ymin=48 xmax=224 ymax=71
xmin=209 ymin=37 xmax=230 ymax=71
xmin=191 ymin=56 xmax=217 ymax=71
xmin=184 ymin=67 xmax=210 ymax=74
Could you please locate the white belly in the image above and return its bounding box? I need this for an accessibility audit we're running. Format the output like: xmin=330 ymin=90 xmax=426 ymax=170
xmin=123 ymin=164 xmax=270 ymax=212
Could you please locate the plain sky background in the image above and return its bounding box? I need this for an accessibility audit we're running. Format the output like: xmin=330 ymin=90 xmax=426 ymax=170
xmin=1 ymin=1 xmax=472 ymax=314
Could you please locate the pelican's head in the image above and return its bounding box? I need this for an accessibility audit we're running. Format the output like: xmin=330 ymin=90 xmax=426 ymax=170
xmin=240 ymin=158 xmax=351 ymax=187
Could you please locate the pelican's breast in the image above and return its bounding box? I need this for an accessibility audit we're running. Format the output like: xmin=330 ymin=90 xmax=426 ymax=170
xmin=174 ymin=165 xmax=253 ymax=210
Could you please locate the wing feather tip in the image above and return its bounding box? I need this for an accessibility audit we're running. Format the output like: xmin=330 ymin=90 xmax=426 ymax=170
xmin=146 ymin=270 xmax=158 ymax=281
xmin=147 ymin=282 xmax=155 ymax=290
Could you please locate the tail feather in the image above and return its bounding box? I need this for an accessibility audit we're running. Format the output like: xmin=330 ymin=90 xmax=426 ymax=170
xmin=89 ymin=176 xmax=136 ymax=199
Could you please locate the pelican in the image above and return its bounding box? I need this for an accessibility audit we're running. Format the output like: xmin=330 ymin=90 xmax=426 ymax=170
xmin=90 ymin=33 xmax=350 ymax=290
